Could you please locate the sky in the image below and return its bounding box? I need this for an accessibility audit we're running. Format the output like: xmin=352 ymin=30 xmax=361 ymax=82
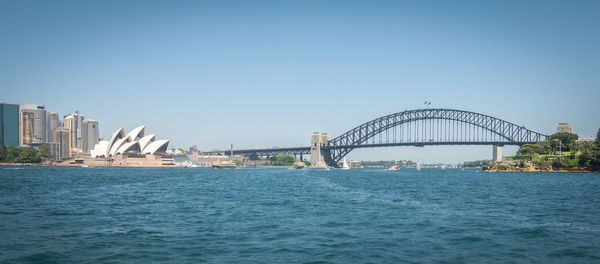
xmin=1 ymin=0 xmax=599 ymax=163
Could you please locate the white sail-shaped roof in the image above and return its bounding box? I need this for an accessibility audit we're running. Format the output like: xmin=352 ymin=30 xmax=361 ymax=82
xmin=142 ymin=139 xmax=169 ymax=154
xmin=90 ymin=125 xmax=169 ymax=157
xmin=107 ymin=127 xmax=125 ymax=146
xmin=91 ymin=141 xmax=110 ymax=158
xmin=116 ymin=141 xmax=140 ymax=155
xmin=105 ymin=127 xmax=125 ymax=157
xmin=109 ymin=137 xmax=128 ymax=156
xmin=126 ymin=125 xmax=145 ymax=141
xmin=138 ymin=134 xmax=156 ymax=153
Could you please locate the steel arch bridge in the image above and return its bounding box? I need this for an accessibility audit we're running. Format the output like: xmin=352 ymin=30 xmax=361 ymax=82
xmin=230 ymin=108 xmax=548 ymax=166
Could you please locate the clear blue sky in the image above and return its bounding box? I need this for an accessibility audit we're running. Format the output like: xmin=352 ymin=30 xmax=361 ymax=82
xmin=2 ymin=0 xmax=599 ymax=163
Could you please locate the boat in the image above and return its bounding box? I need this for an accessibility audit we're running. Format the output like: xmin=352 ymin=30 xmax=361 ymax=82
xmin=341 ymin=158 xmax=350 ymax=170
xmin=388 ymin=160 xmax=401 ymax=170
xmin=212 ymin=161 xmax=237 ymax=169
xmin=416 ymin=160 xmax=421 ymax=171
xmin=388 ymin=165 xmax=401 ymax=171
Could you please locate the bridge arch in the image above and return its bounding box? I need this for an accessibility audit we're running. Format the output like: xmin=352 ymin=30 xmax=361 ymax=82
xmin=323 ymin=108 xmax=547 ymax=166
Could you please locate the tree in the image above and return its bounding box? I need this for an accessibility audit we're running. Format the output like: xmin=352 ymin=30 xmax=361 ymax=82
xmin=271 ymin=153 xmax=296 ymax=166
xmin=16 ymin=147 xmax=41 ymax=163
xmin=549 ymin=132 xmax=579 ymax=151
xmin=249 ymin=152 xmax=259 ymax=161
xmin=0 ymin=146 xmax=6 ymax=162
xmin=38 ymin=144 xmax=53 ymax=159
xmin=517 ymin=144 xmax=535 ymax=155
xmin=5 ymin=146 xmax=20 ymax=163
xmin=549 ymin=139 xmax=562 ymax=154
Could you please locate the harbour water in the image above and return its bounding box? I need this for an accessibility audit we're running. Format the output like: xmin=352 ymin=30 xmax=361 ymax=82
xmin=1 ymin=167 xmax=599 ymax=263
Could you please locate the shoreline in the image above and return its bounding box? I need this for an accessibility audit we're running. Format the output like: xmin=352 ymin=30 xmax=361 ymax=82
xmin=0 ymin=163 xmax=316 ymax=169
xmin=482 ymin=168 xmax=598 ymax=173
xmin=3 ymin=163 xmax=597 ymax=172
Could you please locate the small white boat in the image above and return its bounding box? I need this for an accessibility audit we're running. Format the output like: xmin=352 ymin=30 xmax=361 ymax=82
xmin=416 ymin=160 xmax=421 ymax=171
xmin=341 ymin=158 xmax=350 ymax=170
xmin=388 ymin=166 xmax=401 ymax=171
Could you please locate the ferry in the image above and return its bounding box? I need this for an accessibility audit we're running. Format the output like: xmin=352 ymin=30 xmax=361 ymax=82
xmin=212 ymin=161 xmax=237 ymax=169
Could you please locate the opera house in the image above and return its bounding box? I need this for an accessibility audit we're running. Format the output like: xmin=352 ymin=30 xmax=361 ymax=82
xmin=56 ymin=125 xmax=179 ymax=167
xmin=90 ymin=125 xmax=169 ymax=157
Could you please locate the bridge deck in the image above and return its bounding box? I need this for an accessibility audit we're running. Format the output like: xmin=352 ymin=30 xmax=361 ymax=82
xmin=231 ymin=141 xmax=535 ymax=155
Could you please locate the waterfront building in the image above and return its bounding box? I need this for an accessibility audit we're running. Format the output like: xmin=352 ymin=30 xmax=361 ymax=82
xmin=55 ymin=127 xmax=71 ymax=159
xmin=197 ymin=155 xmax=234 ymax=167
xmin=81 ymin=119 xmax=99 ymax=152
xmin=63 ymin=115 xmax=77 ymax=153
xmin=557 ymin=123 xmax=573 ymax=134
xmin=20 ymin=112 xmax=34 ymax=145
xmin=46 ymin=112 xmax=59 ymax=143
xmin=0 ymin=103 xmax=20 ymax=146
xmin=19 ymin=104 xmax=46 ymax=144
xmin=90 ymin=125 xmax=169 ymax=158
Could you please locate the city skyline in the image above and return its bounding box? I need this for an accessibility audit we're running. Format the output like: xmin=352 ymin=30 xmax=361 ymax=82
xmin=2 ymin=1 xmax=599 ymax=163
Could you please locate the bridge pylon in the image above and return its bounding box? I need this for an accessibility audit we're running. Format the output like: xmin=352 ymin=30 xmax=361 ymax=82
xmin=309 ymin=132 xmax=330 ymax=168
xmin=493 ymin=145 xmax=503 ymax=162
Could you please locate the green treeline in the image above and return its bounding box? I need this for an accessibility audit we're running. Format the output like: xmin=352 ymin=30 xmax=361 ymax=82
xmin=461 ymin=160 xmax=491 ymax=168
xmin=271 ymin=153 xmax=296 ymax=166
xmin=510 ymin=131 xmax=600 ymax=170
xmin=361 ymin=160 xmax=417 ymax=167
xmin=0 ymin=146 xmax=43 ymax=163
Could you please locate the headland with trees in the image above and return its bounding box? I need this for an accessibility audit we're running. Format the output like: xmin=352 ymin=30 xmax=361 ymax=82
xmin=484 ymin=129 xmax=600 ymax=172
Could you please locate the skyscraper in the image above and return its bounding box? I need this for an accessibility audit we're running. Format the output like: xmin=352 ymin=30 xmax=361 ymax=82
xmin=21 ymin=112 xmax=34 ymax=145
xmin=0 ymin=103 xmax=20 ymax=146
xmin=19 ymin=104 xmax=46 ymax=144
xmin=74 ymin=111 xmax=84 ymax=150
xmin=63 ymin=114 xmax=77 ymax=152
xmin=81 ymin=119 xmax=99 ymax=152
xmin=55 ymin=127 xmax=71 ymax=159
xmin=47 ymin=112 xmax=59 ymax=143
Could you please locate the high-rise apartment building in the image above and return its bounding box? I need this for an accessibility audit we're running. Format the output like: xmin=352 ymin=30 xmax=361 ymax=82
xmin=19 ymin=104 xmax=46 ymax=144
xmin=55 ymin=127 xmax=71 ymax=159
xmin=0 ymin=103 xmax=20 ymax=146
xmin=81 ymin=119 xmax=99 ymax=152
xmin=63 ymin=114 xmax=77 ymax=152
xmin=47 ymin=112 xmax=59 ymax=143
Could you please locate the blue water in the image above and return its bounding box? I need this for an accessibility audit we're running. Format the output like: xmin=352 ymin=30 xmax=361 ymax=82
xmin=1 ymin=167 xmax=599 ymax=263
